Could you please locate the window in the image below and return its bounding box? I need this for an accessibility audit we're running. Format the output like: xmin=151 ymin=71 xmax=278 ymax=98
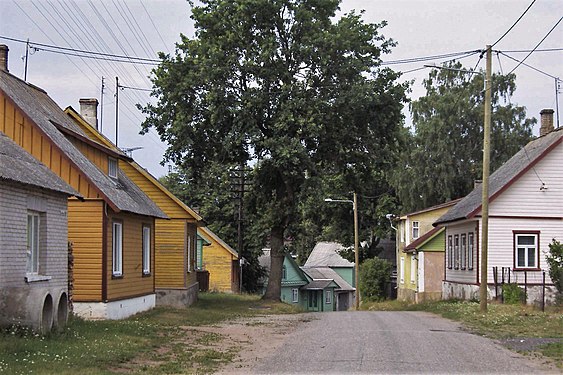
xmin=108 ymin=157 xmax=118 ymax=179
xmin=325 ymin=290 xmax=332 ymax=304
xmin=400 ymin=257 xmax=405 ymax=283
xmin=468 ymin=233 xmax=474 ymax=270
xmin=412 ymin=221 xmax=420 ymax=239
xmin=187 ymin=235 xmax=192 ymax=272
xmin=514 ymin=233 xmax=539 ymax=269
xmin=142 ymin=225 xmax=151 ymax=275
xmin=26 ymin=212 xmax=40 ymax=274
xmin=400 ymin=222 xmax=405 ymax=243
xmin=112 ymin=221 xmax=123 ymax=276
xmin=460 ymin=234 xmax=467 ymax=270
xmin=454 ymin=235 xmax=460 ymax=270
xmin=410 ymin=256 xmax=416 ymax=284
xmin=292 ymin=288 xmax=299 ymax=303
xmin=447 ymin=236 xmax=453 ymax=269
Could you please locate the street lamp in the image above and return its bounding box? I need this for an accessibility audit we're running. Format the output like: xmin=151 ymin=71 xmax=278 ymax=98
xmin=324 ymin=192 xmax=360 ymax=310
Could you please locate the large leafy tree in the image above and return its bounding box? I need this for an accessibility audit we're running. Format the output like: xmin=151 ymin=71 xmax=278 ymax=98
xmin=391 ymin=61 xmax=535 ymax=213
xmin=142 ymin=0 xmax=407 ymax=300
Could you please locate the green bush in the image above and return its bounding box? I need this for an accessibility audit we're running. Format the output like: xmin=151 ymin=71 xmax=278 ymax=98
xmin=502 ymin=283 xmax=525 ymax=304
xmin=545 ymin=239 xmax=563 ymax=296
xmin=360 ymin=257 xmax=392 ymax=302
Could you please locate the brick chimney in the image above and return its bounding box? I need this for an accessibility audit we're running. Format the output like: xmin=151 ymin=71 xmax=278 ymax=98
xmin=0 ymin=44 xmax=8 ymax=72
xmin=79 ymin=98 xmax=99 ymax=130
xmin=539 ymin=109 xmax=554 ymax=136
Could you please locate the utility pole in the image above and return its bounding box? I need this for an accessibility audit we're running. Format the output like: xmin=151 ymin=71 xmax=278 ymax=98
xmin=353 ymin=192 xmax=360 ymax=310
xmin=555 ymin=78 xmax=561 ymax=128
xmin=230 ymin=165 xmax=251 ymax=293
xmin=100 ymin=77 xmax=105 ymax=132
xmin=115 ymin=76 xmax=119 ymax=147
xmin=24 ymin=39 xmax=29 ymax=82
xmin=480 ymin=45 xmax=492 ymax=313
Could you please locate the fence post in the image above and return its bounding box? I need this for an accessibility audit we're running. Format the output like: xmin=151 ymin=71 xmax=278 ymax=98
xmin=493 ymin=267 xmax=498 ymax=300
xmin=501 ymin=267 xmax=505 ymax=303
xmin=542 ymin=272 xmax=546 ymax=312
xmin=524 ymin=271 xmax=527 ymax=305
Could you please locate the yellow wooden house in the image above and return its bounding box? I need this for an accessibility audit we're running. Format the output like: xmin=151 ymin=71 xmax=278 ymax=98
xmin=197 ymin=227 xmax=240 ymax=293
xmin=65 ymin=101 xmax=205 ymax=307
xmin=0 ymin=52 xmax=167 ymax=319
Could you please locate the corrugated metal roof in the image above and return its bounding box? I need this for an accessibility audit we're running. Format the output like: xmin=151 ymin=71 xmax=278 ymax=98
xmin=0 ymin=131 xmax=80 ymax=197
xmin=0 ymin=70 xmax=166 ymax=219
xmin=435 ymin=128 xmax=563 ymax=225
xmin=304 ymin=241 xmax=354 ymax=268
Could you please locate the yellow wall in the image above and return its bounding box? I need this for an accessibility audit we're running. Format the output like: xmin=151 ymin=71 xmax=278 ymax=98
xmin=68 ymin=199 xmax=104 ymax=301
xmin=155 ymin=218 xmax=186 ymax=288
xmin=203 ymin=241 xmax=236 ymax=293
xmin=106 ymin=211 xmax=155 ymax=301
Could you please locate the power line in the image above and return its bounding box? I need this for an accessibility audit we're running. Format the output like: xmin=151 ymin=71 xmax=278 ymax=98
xmin=498 ymin=51 xmax=559 ymax=80
xmin=491 ymin=0 xmax=536 ymax=48
xmin=139 ymin=0 xmax=172 ymax=55
xmin=507 ymin=16 xmax=562 ymax=76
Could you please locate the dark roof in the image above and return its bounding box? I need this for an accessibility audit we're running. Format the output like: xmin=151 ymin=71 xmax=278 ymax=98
xmin=435 ymin=128 xmax=563 ymax=225
xmin=404 ymin=226 xmax=444 ymax=252
xmin=304 ymin=242 xmax=354 ymax=268
xmin=0 ymin=70 xmax=166 ymax=219
xmin=302 ymin=267 xmax=355 ymax=291
xmin=0 ymin=132 xmax=80 ymax=197
xmin=301 ymin=279 xmax=335 ymax=290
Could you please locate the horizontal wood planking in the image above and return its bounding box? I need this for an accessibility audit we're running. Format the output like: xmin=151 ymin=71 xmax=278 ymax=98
xmin=204 ymin=242 xmax=236 ymax=292
xmin=155 ymin=219 xmax=187 ymax=288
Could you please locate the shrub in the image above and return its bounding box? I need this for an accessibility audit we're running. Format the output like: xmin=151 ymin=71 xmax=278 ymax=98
xmin=360 ymin=257 xmax=392 ymax=302
xmin=545 ymin=239 xmax=563 ymax=296
xmin=502 ymin=283 xmax=525 ymax=304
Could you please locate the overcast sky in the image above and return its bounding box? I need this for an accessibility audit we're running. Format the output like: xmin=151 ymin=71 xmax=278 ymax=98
xmin=1 ymin=0 xmax=561 ymax=178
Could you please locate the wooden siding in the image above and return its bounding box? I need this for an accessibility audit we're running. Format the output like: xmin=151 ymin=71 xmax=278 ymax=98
xmin=120 ymin=162 xmax=191 ymax=219
xmin=0 ymin=92 xmax=101 ymax=199
xmin=489 ymin=143 xmax=563 ymax=217
xmin=68 ymin=199 xmax=104 ymax=301
xmin=68 ymin=136 xmax=108 ymax=174
xmin=106 ymin=211 xmax=155 ymax=301
xmin=203 ymin=241 xmax=236 ymax=293
xmin=155 ymin=218 xmax=186 ymax=288
xmin=445 ymin=221 xmax=477 ymax=284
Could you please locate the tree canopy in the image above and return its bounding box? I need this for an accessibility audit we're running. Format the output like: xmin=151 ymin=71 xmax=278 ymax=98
xmin=391 ymin=61 xmax=535 ymax=213
xmin=142 ymin=0 xmax=408 ymax=300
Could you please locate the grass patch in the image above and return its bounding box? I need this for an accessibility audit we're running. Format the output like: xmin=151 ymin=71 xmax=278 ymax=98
xmin=0 ymin=293 xmax=299 ymax=374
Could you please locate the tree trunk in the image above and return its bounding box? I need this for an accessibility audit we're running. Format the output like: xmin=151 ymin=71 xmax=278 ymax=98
xmin=263 ymin=225 xmax=285 ymax=301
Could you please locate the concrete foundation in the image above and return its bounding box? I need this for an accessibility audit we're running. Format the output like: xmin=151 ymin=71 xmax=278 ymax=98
xmin=73 ymin=293 xmax=156 ymax=320
xmin=155 ymin=283 xmax=199 ymax=308
xmin=442 ymin=281 xmax=558 ymax=305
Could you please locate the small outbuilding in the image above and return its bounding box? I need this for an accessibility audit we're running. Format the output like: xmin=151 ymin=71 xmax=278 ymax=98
xmin=0 ymin=132 xmax=81 ymax=333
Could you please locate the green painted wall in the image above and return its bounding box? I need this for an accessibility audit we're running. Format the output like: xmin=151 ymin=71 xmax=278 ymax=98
xmin=332 ymin=267 xmax=354 ymax=287
xmin=420 ymin=231 xmax=445 ymax=252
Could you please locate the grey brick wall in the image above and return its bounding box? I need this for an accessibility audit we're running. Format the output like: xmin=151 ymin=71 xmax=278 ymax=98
xmin=0 ymin=181 xmax=69 ymax=290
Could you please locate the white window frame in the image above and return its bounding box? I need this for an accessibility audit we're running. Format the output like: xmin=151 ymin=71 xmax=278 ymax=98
xmin=26 ymin=212 xmax=40 ymax=274
xmin=410 ymin=255 xmax=416 ymax=284
xmin=412 ymin=221 xmax=420 ymax=239
xmin=112 ymin=221 xmax=123 ymax=276
xmin=447 ymin=235 xmax=453 ymax=269
xmin=514 ymin=233 xmax=539 ymax=269
xmin=142 ymin=225 xmax=151 ymax=275
xmin=325 ymin=290 xmax=332 ymax=304
xmin=468 ymin=233 xmax=474 ymax=270
xmin=400 ymin=257 xmax=405 ymax=284
xmin=187 ymin=234 xmax=192 ymax=272
xmin=400 ymin=221 xmax=405 ymax=243
xmin=460 ymin=234 xmax=467 ymax=270
xmin=292 ymin=288 xmax=299 ymax=303
xmin=108 ymin=157 xmax=118 ymax=179
xmin=454 ymin=234 xmax=460 ymax=270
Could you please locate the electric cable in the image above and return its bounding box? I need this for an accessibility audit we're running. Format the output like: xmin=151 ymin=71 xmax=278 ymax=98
xmin=491 ymin=0 xmax=536 ymax=48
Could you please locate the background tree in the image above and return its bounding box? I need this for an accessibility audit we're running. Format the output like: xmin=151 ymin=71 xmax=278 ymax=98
xmin=142 ymin=0 xmax=407 ymax=300
xmin=391 ymin=61 xmax=535 ymax=213
xmin=359 ymin=257 xmax=392 ymax=301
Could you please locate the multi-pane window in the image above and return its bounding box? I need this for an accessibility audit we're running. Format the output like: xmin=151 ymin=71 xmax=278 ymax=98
xmin=292 ymin=288 xmax=299 ymax=303
xmin=412 ymin=221 xmax=420 ymax=239
xmin=142 ymin=225 xmax=151 ymax=275
xmin=26 ymin=212 xmax=40 ymax=274
xmin=515 ymin=233 xmax=539 ymax=269
xmin=460 ymin=234 xmax=467 ymax=270
xmin=447 ymin=236 xmax=453 ymax=269
xmin=454 ymin=235 xmax=460 ymax=270
xmin=112 ymin=221 xmax=123 ymax=276
xmin=468 ymin=233 xmax=474 ymax=270
xmin=325 ymin=290 xmax=332 ymax=304
xmin=108 ymin=157 xmax=118 ymax=179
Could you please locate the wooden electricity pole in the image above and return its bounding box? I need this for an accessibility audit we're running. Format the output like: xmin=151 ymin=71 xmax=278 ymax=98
xmin=480 ymin=45 xmax=492 ymax=313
